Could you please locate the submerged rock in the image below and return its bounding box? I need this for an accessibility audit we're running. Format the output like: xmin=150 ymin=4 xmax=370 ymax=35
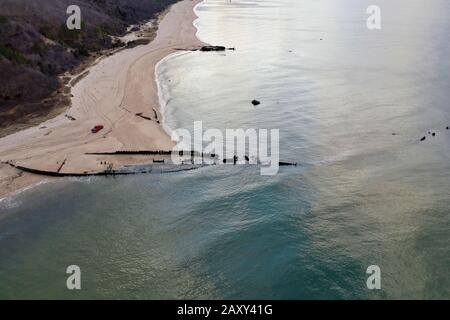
xmin=420 ymin=136 xmax=426 ymax=141
xmin=251 ymin=100 xmax=261 ymax=106
xmin=279 ymin=161 xmax=297 ymax=166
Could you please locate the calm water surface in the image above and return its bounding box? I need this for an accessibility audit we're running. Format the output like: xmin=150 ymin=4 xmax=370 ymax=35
xmin=0 ymin=0 xmax=449 ymax=299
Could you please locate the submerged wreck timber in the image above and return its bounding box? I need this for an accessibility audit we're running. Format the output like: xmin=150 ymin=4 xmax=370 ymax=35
xmin=5 ymin=151 xmax=297 ymax=177
xmin=6 ymin=161 xmax=203 ymax=177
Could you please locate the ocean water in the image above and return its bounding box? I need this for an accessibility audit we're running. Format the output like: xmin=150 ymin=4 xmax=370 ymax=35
xmin=1 ymin=0 xmax=449 ymax=299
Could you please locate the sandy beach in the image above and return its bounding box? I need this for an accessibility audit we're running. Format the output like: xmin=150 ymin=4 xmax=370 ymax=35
xmin=0 ymin=0 xmax=205 ymax=199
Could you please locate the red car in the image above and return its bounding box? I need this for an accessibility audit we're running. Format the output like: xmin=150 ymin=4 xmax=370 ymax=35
xmin=91 ymin=125 xmax=104 ymax=133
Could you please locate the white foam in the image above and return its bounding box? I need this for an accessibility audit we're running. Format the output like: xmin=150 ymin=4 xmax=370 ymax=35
xmin=0 ymin=179 xmax=51 ymax=209
xmin=154 ymin=51 xmax=192 ymax=139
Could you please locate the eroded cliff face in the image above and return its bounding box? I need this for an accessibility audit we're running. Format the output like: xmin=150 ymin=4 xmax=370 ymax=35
xmin=0 ymin=0 xmax=178 ymax=135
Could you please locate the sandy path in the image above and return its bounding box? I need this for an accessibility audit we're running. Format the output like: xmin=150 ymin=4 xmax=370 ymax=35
xmin=0 ymin=0 xmax=205 ymax=199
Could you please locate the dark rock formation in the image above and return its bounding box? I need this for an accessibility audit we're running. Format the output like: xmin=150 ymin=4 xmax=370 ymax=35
xmin=200 ymin=46 xmax=226 ymax=52
xmin=252 ymin=100 xmax=261 ymax=106
xmin=279 ymin=161 xmax=297 ymax=166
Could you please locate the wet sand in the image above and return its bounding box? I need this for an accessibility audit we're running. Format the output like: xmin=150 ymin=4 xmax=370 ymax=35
xmin=0 ymin=0 xmax=205 ymax=199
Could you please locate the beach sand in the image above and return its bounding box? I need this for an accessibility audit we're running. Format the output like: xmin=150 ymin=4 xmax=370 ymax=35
xmin=0 ymin=0 xmax=205 ymax=199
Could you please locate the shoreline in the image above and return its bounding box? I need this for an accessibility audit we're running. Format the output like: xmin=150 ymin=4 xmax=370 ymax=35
xmin=0 ymin=0 xmax=206 ymax=200
xmin=155 ymin=50 xmax=194 ymax=140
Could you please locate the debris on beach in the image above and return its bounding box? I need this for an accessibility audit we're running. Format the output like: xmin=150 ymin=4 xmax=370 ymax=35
xmin=252 ymin=100 xmax=261 ymax=106
xmin=57 ymin=158 xmax=67 ymax=174
xmin=65 ymin=114 xmax=76 ymax=121
xmin=91 ymin=125 xmax=104 ymax=134
xmin=135 ymin=113 xmax=152 ymax=121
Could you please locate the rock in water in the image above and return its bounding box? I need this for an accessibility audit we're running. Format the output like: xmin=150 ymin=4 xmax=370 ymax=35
xmin=251 ymin=100 xmax=261 ymax=106
xmin=279 ymin=161 xmax=297 ymax=166
xmin=200 ymin=46 xmax=226 ymax=52
xmin=126 ymin=39 xmax=151 ymax=48
xmin=420 ymin=136 xmax=426 ymax=141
